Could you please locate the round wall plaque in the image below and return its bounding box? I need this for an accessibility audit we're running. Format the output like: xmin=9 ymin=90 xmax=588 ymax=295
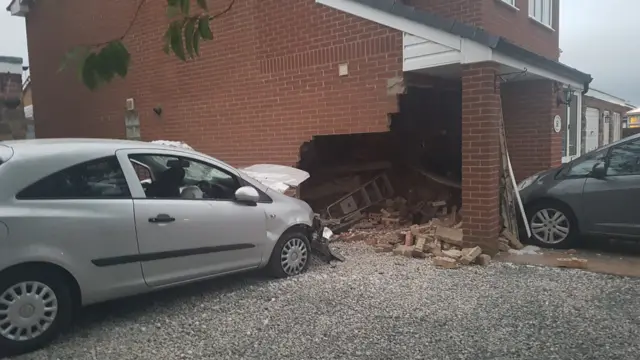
xmin=553 ymin=115 xmax=562 ymax=133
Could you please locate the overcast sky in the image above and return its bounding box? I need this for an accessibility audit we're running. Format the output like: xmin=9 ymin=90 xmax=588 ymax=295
xmin=0 ymin=0 xmax=638 ymax=105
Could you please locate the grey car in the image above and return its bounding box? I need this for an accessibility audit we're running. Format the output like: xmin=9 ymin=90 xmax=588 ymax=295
xmin=518 ymin=132 xmax=640 ymax=248
xmin=0 ymin=139 xmax=323 ymax=354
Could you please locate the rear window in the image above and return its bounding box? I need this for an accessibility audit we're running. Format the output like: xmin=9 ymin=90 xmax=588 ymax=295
xmin=0 ymin=145 xmax=13 ymax=165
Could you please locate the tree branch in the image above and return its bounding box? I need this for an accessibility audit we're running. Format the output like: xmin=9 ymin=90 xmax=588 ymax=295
xmin=209 ymin=0 xmax=236 ymax=20
xmin=88 ymin=0 xmax=149 ymax=49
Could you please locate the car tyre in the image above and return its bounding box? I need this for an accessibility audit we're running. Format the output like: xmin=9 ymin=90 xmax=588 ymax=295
xmin=0 ymin=266 xmax=73 ymax=356
xmin=526 ymin=201 xmax=578 ymax=249
xmin=267 ymin=230 xmax=311 ymax=278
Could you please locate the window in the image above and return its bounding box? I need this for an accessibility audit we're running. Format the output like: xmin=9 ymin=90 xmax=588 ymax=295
xmin=501 ymin=0 xmax=516 ymax=7
xmin=529 ymin=0 xmax=553 ymax=27
xmin=129 ymin=154 xmax=241 ymax=200
xmin=17 ymin=156 xmax=131 ymax=199
xmin=607 ymin=138 xmax=640 ymax=176
xmin=566 ymin=148 xmax=608 ymax=177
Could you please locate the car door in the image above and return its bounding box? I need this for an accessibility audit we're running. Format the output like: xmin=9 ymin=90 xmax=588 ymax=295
xmin=116 ymin=149 xmax=267 ymax=287
xmin=582 ymin=137 xmax=640 ymax=236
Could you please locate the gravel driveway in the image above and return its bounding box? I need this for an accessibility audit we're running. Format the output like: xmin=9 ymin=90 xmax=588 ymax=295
xmin=7 ymin=243 xmax=640 ymax=360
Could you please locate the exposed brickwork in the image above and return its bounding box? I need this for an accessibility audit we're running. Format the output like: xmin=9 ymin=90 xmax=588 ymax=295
xmin=582 ymin=95 xmax=630 ymax=148
xmin=0 ymin=72 xmax=26 ymax=140
xmin=501 ymin=79 xmax=561 ymax=182
xmin=26 ymin=0 xmax=402 ymax=166
xmin=405 ymin=0 xmax=559 ymax=59
xmin=460 ymin=62 xmax=501 ymax=254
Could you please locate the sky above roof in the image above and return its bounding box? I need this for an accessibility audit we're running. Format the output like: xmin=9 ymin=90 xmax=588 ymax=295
xmin=0 ymin=0 xmax=637 ymax=105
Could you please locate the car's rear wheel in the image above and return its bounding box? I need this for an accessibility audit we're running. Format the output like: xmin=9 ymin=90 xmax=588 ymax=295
xmin=267 ymin=231 xmax=311 ymax=278
xmin=527 ymin=201 xmax=578 ymax=249
xmin=0 ymin=267 xmax=73 ymax=355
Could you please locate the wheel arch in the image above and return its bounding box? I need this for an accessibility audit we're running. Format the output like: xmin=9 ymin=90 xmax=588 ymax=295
xmin=0 ymin=261 xmax=82 ymax=310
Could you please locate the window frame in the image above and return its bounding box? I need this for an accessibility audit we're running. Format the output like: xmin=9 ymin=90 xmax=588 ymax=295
xmin=499 ymin=0 xmax=518 ymax=9
xmin=604 ymin=137 xmax=640 ymax=177
xmin=15 ymin=156 xmax=132 ymax=200
xmin=529 ymin=0 xmax=553 ymax=28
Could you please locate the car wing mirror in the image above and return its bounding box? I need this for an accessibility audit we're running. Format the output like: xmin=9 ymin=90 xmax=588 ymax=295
xmin=235 ymin=186 xmax=260 ymax=205
xmin=590 ymin=162 xmax=606 ymax=179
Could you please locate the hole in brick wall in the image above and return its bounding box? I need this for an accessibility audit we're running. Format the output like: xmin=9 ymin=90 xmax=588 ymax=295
xmin=296 ymin=81 xmax=462 ymax=224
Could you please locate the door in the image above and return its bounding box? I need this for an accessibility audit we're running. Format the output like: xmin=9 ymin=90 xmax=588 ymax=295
xmin=585 ymin=107 xmax=600 ymax=152
xmin=612 ymin=112 xmax=622 ymax=141
xmin=117 ymin=150 xmax=267 ymax=287
xmin=602 ymin=111 xmax=610 ymax=146
xmin=582 ymin=137 xmax=640 ymax=236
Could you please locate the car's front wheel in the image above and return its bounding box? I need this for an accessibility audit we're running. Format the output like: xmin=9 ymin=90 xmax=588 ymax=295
xmin=527 ymin=202 xmax=578 ymax=248
xmin=267 ymin=230 xmax=311 ymax=278
xmin=0 ymin=267 xmax=73 ymax=355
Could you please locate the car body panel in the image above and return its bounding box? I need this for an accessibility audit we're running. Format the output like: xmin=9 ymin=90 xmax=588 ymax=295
xmin=0 ymin=138 xmax=317 ymax=306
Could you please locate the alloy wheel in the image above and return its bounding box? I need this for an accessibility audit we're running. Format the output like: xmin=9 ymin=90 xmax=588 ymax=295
xmin=0 ymin=281 xmax=58 ymax=342
xmin=280 ymin=237 xmax=308 ymax=276
xmin=530 ymin=208 xmax=571 ymax=245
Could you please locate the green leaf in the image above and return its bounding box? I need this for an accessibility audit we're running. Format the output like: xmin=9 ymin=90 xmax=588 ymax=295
xmin=59 ymin=46 xmax=88 ymax=73
xmin=198 ymin=16 xmax=213 ymax=40
xmin=170 ymin=21 xmax=186 ymax=61
xmin=111 ymin=41 xmax=131 ymax=77
xmin=180 ymin=0 xmax=190 ymax=15
xmin=94 ymin=47 xmax=115 ymax=82
xmin=166 ymin=5 xmax=180 ymax=18
xmin=192 ymin=30 xmax=201 ymax=56
xmin=81 ymin=53 xmax=99 ymax=90
xmin=184 ymin=18 xmax=197 ymax=58
xmin=196 ymin=0 xmax=208 ymax=10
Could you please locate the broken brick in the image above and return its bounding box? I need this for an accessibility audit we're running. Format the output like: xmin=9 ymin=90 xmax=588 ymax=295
xmin=442 ymin=249 xmax=463 ymax=260
xmin=374 ymin=244 xmax=394 ymax=253
xmin=557 ymin=257 xmax=588 ymax=269
xmin=501 ymin=229 xmax=524 ymax=250
xmin=414 ymin=235 xmax=427 ymax=252
xmin=435 ymin=226 xmax=463 ymax=247
xmin=393 ymin=245 xmax=414 ymax=258
xmin=433 ymin=256 xmax=458 ymax=269
xmin=404 ymin=231 xmax=414 ymax=246
xmin=459 ymin=246 xmax=482 ymax=265
xmin=475 ymin=254 xmax=491 ymax=266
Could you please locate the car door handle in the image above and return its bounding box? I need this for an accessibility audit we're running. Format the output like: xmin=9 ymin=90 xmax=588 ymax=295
xmin=149 ymin=214 xmax=176 ymax=223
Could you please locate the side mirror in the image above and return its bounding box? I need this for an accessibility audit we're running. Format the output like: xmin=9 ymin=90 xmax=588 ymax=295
xmin=591 ymin=162 xmax=606 ymax=179
xmin=235 ymin=186 xmax=260 ymax=205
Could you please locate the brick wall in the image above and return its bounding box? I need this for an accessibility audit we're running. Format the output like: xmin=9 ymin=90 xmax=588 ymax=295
xmin=582 ymin=95 xmax=630 ymax=149
xmin=405 ymin=0 xmax=559 ymax=60
xmin=26 ymin=0 xmax=402 ymax=167
xmin=460 ymin=62 xmax=501 ymax=254
xmin=502 ymin=79 xmax=562 ymax=182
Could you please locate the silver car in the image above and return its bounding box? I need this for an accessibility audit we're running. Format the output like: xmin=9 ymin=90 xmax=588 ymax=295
xmin=0 ymin=139 xmax=322 ymax=354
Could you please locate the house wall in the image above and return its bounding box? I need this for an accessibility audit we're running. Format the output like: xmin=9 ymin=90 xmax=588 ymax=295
xmin=26 ymin=0 xmax=402 ymax=166
xmin=0 ymin=71 xmax=26 ymax=140
xmin=582 ymin=95 xmax=630 ymax=152
xmin=501 ymin=79 xmax=562 ymax=182
xmin=403 ymin=0 xmax=560 ymax=59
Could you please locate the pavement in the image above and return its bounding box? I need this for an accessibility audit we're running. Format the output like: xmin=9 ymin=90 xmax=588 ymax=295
xmin=497 ymin=237 xmax=640 ymax=278
xmin=6 ymin=242 xmax=640 ymax=360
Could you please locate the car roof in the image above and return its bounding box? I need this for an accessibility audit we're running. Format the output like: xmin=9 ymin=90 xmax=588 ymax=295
xmin=1 ymin=138 xmax=179 ymax=154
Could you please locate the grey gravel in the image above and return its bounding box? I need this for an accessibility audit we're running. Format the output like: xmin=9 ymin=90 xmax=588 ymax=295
xmin=8 ymin=243 xmax=640 ymax=360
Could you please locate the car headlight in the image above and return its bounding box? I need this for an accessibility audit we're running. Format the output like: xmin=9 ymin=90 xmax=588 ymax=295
xmin=517 ymin=175 xmax=539 ymax=191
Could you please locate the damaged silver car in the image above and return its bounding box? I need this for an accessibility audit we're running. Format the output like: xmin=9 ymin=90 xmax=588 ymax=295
xmin=0 ymin=138 xmax=331 ymax=354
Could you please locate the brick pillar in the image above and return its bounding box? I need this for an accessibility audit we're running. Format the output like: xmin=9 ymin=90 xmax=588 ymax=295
xmin=461 ymin=62 xmax=502 ymax=254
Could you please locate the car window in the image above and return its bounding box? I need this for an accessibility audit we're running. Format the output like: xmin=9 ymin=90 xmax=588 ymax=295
xmin=566 ymin=148 xmax=608 ymax=177
xmin=607 ymin=138 xmax=640 ymax=176
xmin=16 ymin=156 xmax=131 ymax=199
xmin=128 ymin=154 xmax=240 ymax=200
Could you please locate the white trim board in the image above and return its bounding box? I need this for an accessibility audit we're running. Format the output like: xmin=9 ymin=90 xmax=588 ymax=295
xmin=316 ymin=0 xmax=585 ymax=90
xmin=586 ymin=88 xmax=630 ymax=108
xmin=0 ymin=62 xmax=23 ymax=74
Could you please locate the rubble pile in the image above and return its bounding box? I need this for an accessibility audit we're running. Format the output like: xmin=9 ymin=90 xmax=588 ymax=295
xmin=326 ymin=197 xmax=501 ymax=269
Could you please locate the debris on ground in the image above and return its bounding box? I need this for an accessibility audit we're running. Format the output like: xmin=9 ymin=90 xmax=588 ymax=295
xmin=508 ymin=245 xmax=542 ymax=256
xmin=557 ymin=257 xmax=588 ymax=269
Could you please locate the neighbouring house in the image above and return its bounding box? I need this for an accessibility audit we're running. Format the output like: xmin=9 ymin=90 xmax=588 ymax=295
xmin=626 ymin=107 xmax=640 ymax=129
xmin=22 ymin=75 xmax=35 ymax=138
xmin=9 ymin=0 xmax=622 ymax=252
xmin=0 ymin=55 xmax=27 ymax=140
xmin=578 ymin=88 xmax=634 ymax=155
